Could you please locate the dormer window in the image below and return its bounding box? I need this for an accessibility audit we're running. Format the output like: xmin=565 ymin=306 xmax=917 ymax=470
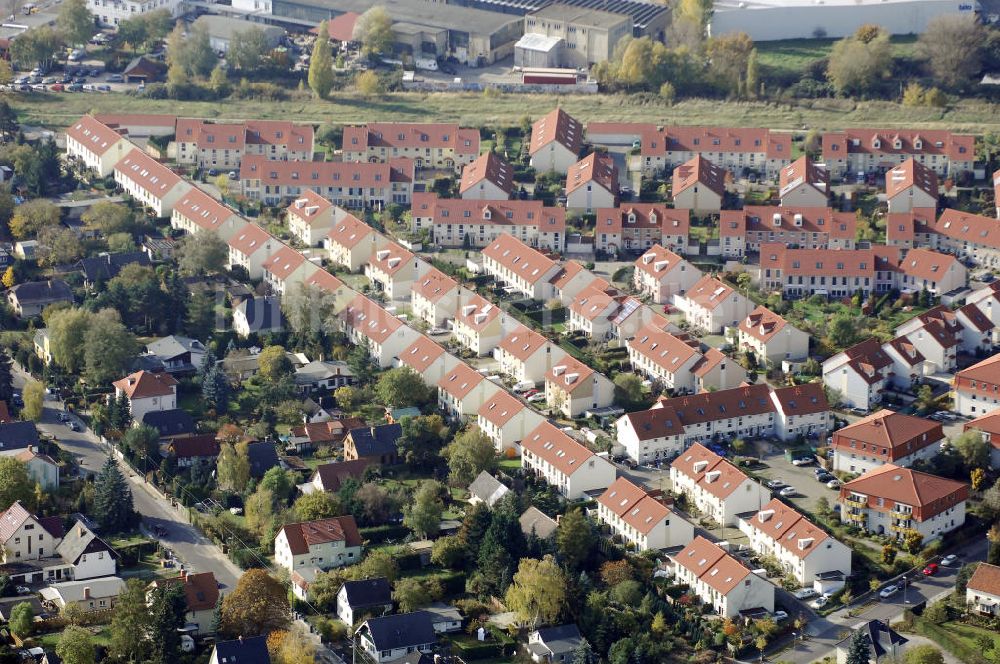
xmin=893 ymin=139 xmax=902 ymax=149
xmin=872 ymin=138 xmax=881 ymax=149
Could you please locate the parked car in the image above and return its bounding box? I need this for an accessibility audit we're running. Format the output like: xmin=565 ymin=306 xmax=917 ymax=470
xmin=793 ymin=587 xmax=817 ymax=600
xmin=791 ymin=456 xmax=814 ymax=466
xmin=96 ymin=84 xmax=111 ymax=92
xmin=766 ymin=480 xmax=785 ymax=489
xmin=826 ymin=479 xmax=841 ymax=489
xmin=879 ymin=584 xmax=899 ymax=599
xmin=772 ymin=610 xmax=789 ymax=622
xmin=42 ymin=76 xmax=57 ymax=84
xmin=15 ymin=585 xmax=30 ymax=595
xmin=779 ymin=486 xmax=797 ymax=497
xmin=50 ymin=83 xmax=64 ymax=91
xmin=106 ymin=73 xmax=124 ymax=82
xmin=815 ymin=473 xmax=834 ymax=483
xmin=849 ymin=407 xmax=867 ymax=416
xmin=67 ymin=83 xmax=84 ymax=92
xmin=68 ymin=421 xmax=79 ymax=431
xmin=922 ymin=563 xmax=939 ymax=576
xmin=810 ymin=596 xmax=829 ymax=609
xmin=941 ymin=554 xmax=959 ymax=567
xmin=527 ymin=393 xmax=546 ymax=403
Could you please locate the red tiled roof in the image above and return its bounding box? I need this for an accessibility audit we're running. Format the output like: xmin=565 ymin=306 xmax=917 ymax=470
xmin=596 ymin=204 xmax=688 ymax=236
xmin=750 ymin=498 xmax=830 ymax=560
xmin=279 ymin=515 xmax=361 ymax=554
xmin=369 ymin=242 xmax=414 ymax=277
xmin=930 ymin=209 xmax=1000 ymax=250
xmin=261 ymin=245 xmax=308 ymax=281
xmin=438 ymin=362 xmax=486 ymax=399
xmin=672 ymin=155 xmax=725 ymax=197
xmin=629 ymin=321 xmax=700 ymax=372
xmin=598 ymin=477 xmax=671 ymax=536
xmin=175 ymin=188 xmax=240 ymax=233
xmin=771 ymin=382 xmax=829 ymax=417
xmin=725 ymin=206 xmax=856 ymax=240
xmin=898 ymin=248 xmax=960 ymax=283
xmin=116 ymin=148 xmax=184 ymax=195
xmin=530 ymin=108 xmax=582 ymax=155
xmin=779 ymin=156 xmax=828 ymax=198
xmin=343 ymin=122 xmax=479 ymax=155
xmin=170 ymin=434 xmax=220 ymax=458
xmin=759 ymin=244 xmax=891 ymax=279
xmin=456 ymin=294 xmax=501 ymax=332
xmin=832 ymin=409 xmax=942 ymax=456
xmin=641 ymin=126 xmax=790 ymax=159
xmin=460 ymin=151 xmax=514 ymax=196
xmin=482 ymin=233 xmax=559 ymax=285
xmin=478 ymin=390 xmax=528 ymax=428
xmin=822 ymin=129 xmax=974 ymax=161
xmin=95 ymin=113 xmax=176 ymax=129
xmin=412 ymin=268 xmax=458 ymax=303
xmin=228 ymin=223 xmax=274 ymax=257
xmin=836 ymin=338 xmax=894 ymax=385
xmin=683 ymin=275 xmax=737 ymax=312
xmin=673 ymin=536 xmax=750 ymax=594
xmin=886 ymin=159 xmax=938 ymax=199
xmin=967 ymin=562 xmax=1000 ymax=596
xmin=287 ymin=189 xmax=334 ymax=224
xmin=413 ymin=193 xmax=566 ymax=232
xmin=65 ymin=115 xmax=125 ymax=156
xmin=966 ymin=408 xmax=1000 ymax=446
xmin=569 ymin=285 xmax=618 ymax=322
xmin=240 ymin=154 xmax=404 ymax=189
xmin=956 ymin=353 xmax=1000 ymax=387
xmin=318 ymin=13 xmax=360 ymax=41
xmin=113 ymin=370 xmax=178 ymax=399
xmin=738 ymin=305 xmax=789 ymax=344
xmin=150 ymin=571 xmax=220 ymax=612
xmin=521 ymin=420 xmax=595 ymax=476
xmin=399 ymin=335 xmax=445 ymax=373
xmin=497 ymin=325 xmax=552 ymax=362
xmin=246 ymin=120 xmax=313 ymax=148
xmin=304 ymin=269 xmax=345 ymax=294
xmin=634 ymin=244 xmax=687 ymax=279
xmin=545 ymin=355 xmax=597 ymax=394
xmin=342 ymin=294 xmax=403 ymax=344
xmin=840 ymin=463 xmax=967 ymax=517
xmin=326 ymin=213 xmax=375 ymax=250
xmin=566 ymin=152 xmax=617 ymax=196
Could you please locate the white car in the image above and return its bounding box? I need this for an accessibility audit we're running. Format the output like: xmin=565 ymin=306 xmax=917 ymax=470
xmin=879 ymin=584 xmax=899 ymax=599
xmin=779 ymin=486 xmax=797 ymax=497
xmin=941 ymin=554 xmax=958 ymax=567
xmin=791 ymin=456 xmax=814 ymax=466
xmin=793 ymin=587 xmax=817 ymax=600
xmin=527 ymin=393 xmax=546 ymax=403
xmin=826 ymin=479 xmax=841 ymax=489
xmin=810 ymin=595 xmax=829 ymax=609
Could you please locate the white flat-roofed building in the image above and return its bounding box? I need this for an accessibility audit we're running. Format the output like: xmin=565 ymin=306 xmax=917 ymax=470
xmin=89 ymin=0 xmax=183 ymax=27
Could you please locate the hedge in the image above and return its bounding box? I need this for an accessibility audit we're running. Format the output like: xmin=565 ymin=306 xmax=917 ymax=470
xmin=359 ymin=524 xmax=409 ymax=545
xmin=114 ymin=539 xmax=159 ymax=567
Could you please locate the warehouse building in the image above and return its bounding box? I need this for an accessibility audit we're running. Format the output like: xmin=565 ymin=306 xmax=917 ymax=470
xmin=524 ymin=3 xmax=631 ymax=66
xmin=710 ymin=0 xmax=975 ymax=42
xmin=449 ymin=0 xmax=668 ymax=39
xmin=193 ymin=15 xmax=286 ymax=54
xmin=514 ymin=33 xmax=564 ymax=68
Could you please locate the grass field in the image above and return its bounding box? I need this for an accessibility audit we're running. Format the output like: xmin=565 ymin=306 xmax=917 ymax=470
xmin=916 ymin=619 xmax=995 ymax=664
xmin=755 ymin=36 xmax=920 ymax=82
xmin=13 ymin=87 xmax=1000 ymax=133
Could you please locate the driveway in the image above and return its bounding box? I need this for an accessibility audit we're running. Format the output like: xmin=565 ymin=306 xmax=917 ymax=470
xmin=751 ymin=442 xmax=837 ymax=514
xmin=13 ymin=367 xmax=243 ymax=590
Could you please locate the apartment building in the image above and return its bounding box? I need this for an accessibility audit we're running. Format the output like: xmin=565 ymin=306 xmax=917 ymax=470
xmin=64 ymin=115 xmax=130 ymax=177
xmin=495 ymin=325 xmax=565 ymax=385
xmin=779 ymin=156 xmax=828 ymax=207
xmin=544 ymin=355 xmax=614 ymax=418
xmin=238 ymin=155 xmax=413 ymax=206
xmin=520 ymin=421 xmax=616 ymax=499
xmin=758 ymin=244 xmax=899 ymax=298
xmin=411 ymin=268 xmax=463 ymax=328
xmin=565 ymin=152 xmax=618 ymax=213
xmin=481 ymin=233 xmax=561 ymax=300
xmin=632 ymin=244 xmax=702 ymax=305
xmin=675 ymin=275 xmax=751 ymax=334
xmin=341 ymin=123 xmax=480 ymax=172
xmin=477 ymin=390 xmax=547 ymax=455
xmin=227 ymin=223 xmax=279 ymax=280
xmin=324 ymin=213 xmax=389 ymax=272
xmin=411 ymin=193 xmax=566 ymax=251
xmin=89 ymin=0 xmax=182 ymax=27
xmin=671 ymin=536 xmax=774 ymax=618
xmin=175 ymin=119 xmax=314 ymax=169
xmin=669 ymin=443 xmax=771 ymax=526
xmin=596 ymin=477 xmax=694 ymax=551
xmin=171 ymin=187 xmax=247 ymax=242
xmin=738 ymin=498 xmax=852 ymax=585
xmin=114 ymin=148 xmax=191 ymax=217
xmin=438 ymin=363 xmax=501 ymax=421
xmin=671 ymin=155 xmax=725 ymax=215
xmin=954 ymin=353 xmax=1000 ymax=417
xmin=633 ymin=126 xmax=792 ymax=179
xmin=459 ymin=151 xmax=515 ymax=200
xmin=287 ymin=190 xmax=339 ymax=247
xmin=839 ymin=464 xmax=967 ymax=543
xmin=719 ymin=207 xmax=857 ymax=258
xmin=885 ymin=159 xmax=938 ymax=214
xmin=821 ymin=129 xmax=974 ymax=178
xmin=594 ymin=205 xmax=689 ymax=255
xmin=736 ymin=305 xmax=809 ymax=365
xmin=831 ymin=409 xmax=943 ymax=475
xmin=529 ymin=108 xmax=583 ymax=175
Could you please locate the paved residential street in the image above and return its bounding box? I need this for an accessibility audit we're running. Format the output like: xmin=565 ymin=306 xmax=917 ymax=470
xmin=13 ymin=366 xmax=243 ymax=591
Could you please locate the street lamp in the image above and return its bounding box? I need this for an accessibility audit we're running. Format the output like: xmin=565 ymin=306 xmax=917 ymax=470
xmin=902 ymin=576 xmax=909 ymax=604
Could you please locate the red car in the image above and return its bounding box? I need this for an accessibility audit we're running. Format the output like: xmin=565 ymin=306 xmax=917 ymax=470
xmin=922 ymin=563 xmax=939 ymax=576
xmin=50 ymin=83 xmax=64 ymax=92
xmin=523 ymin=389 xmax=538 ymax=397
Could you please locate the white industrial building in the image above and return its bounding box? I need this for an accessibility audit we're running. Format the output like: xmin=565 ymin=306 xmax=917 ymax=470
xmin=710 ymin=0 xmax=974 ymax=42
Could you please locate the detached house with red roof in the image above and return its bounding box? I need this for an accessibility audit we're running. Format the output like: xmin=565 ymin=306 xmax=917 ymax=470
xmin=886 ymin=159 xmax=938 ymax=214
xmin=287 ymin=190 xmax=339 ymax=247
xmin=341 ymin=122 xmax=479 ymax=172
xmin=0 ymin=501 xmax=65 ymax=564
xmin=364 ymin=241 xmax=423 ymax=301
xmin=65 ymin=115 xmax=130 ymax=177
xmin=954 ymin=353 xmax=1000 ymax=417
xmin=967 ymin=562 xmax=1000 ymax=616
xmin=720 ymin=207 xmax=857 ymax=259
xmin=339 ymin=294 xmax=419 ymax=368
xmin=411 ymin=268 xmax=464 ymax=328
xmin=112 ymin=370 xmax=178 ymax=422
xmin=171 ymin=188 xmax=247 ymax=242
xmin=261 ymin=245 xmax=319 ymax=296
xmin=149 ymin=571 xmax=220 ymax=634
xmin=227 ymin=224 xmax=279 ymax=280
xmin=529 ymin=108 xmax=583 ymax=175
xmin=671 ymin=155 xmax=725 ymax=215
xmin=412 ymin=193 xmax=566 ymax=251
xmin=897 ymin=248 xmax=966 ymax=296
xmin=821 ymin=129 xmax=974 ymax=179
xmin=737 ymin=305 xmax=808 ymax=365
xmin=675 ymin=275 xmax=750 ymax=334
xmin=594 ymin=205 xmax=689 ymax=256
xmin=460 ymin=151 xmax=514 ymax=200
xmin=839 ymin=464 xmax=967 ymax=542
xmin=597 ymin=477 xmax=694 ymax=551
xmin=324 ymin=213 xmax=388 ymax=272
xmin=114 ymin=148 xmax=191 ymax=217
xmin=831 ymin=409 xmax=943 ymax=475
xmin=632 ymin=244 xmax=701 ymax=304
xmin=893 ymin=305 xmax=966 ymax=373
xmin=438 ymin=363 xmax=501 ymax=422
xmin=544 ymin=355 xmax=614 ymax=418
xmin=670 ymin=444 xmax=771 ymax=527
xmin=482 ymin=233 xmax=561 ymax=300
xmin=477 ymin=390 xmax=546 ymax=455
xmin=453 ymin=294 xmax=508 ymax=356
xmin=275 ymin=516 xmax=362 ymax=599
xmin=738 ymin=499 xmax=851 ymax=586
xmin=779 ymin=156 xmax=828 ymax=207
xmin=521 ymin=421 xmax=615 ymax=499
xmin=395 ymin=335 xmax=459 ymax=388
xmin=633 ymin=126 xmax=791 ymax=179
xmin=565 ymin=152 xmax=618 ymax=213
xmin=671 ymin=536 xmax=774 ymax=618
xmin=495 ymin=325 xmax=565 ymax=385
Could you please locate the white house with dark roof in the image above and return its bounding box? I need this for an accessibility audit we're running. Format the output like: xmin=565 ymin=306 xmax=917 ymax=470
xmin=526 ymin=625 xmax=585 ymax=664
xmin=521 ymin=421 xmax=615 ymax=499
xmin=822 ymin=338 xmax=895 ymax=411
xmin=336 ymin=578 xmax=393 ymax=626
xmin=356 ymin=612 xmax=436 ymax=664
xmin=671 ymin=536 xmax=773 ymax=618
xmin=477 ymin=390 xmax=546 ymax=454
xmin=596 ymin=477 xmax=693 ymax=551
xmin=632 ymin=244 xmax=702 ymax=304
xmin=893 ymin=305 xmax=963 ymax=373
xmin=467 ymin=471 xmax=510 ymax=507
xmin=835 ymin=620 xmax=908 ymax=664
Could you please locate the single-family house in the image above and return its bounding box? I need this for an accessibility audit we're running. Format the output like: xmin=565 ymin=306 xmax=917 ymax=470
xmin=40 ymin=576 xmax=126 ymax=612
xmin=112 ymin=370 xmax=178 ymax=421
xmin=565 ymin=152 xmax=618 ymax=213
xmin=477 ymin=389 xmax=547 ymax=455
xmin=671 ymin=536 xmax=774 ymax=618
xmin=544 ymin=355 xmax=614 ymax=418
xmin=529 ymin=108 xmax=582 ymax=175
xmin=336 ymin=578 xmax=393 ymax=626
xmin=526 ymin=625 xmax=584 ymax=664
xmin=966 ymin=562 xmax=1000 ymax=617
xmin=343 ymin=424 xmax=402 ymax=465
xmin=834 ymin=620 xmax=908 ymax=664
xmin=632 ymin=244 xmax=701 ymax=304
xmin=233 ymin=296 xmax=284 ymax=337
xmin=885 ymin=159 xmax=938 ymax=214
xmin=736 ymin=305 xmax=809 ymax=365
xmin=779 ymin=156 xmax=828 ymax=207
xmin=467 ymin=471 xmax=510 ymax=507
xmin=438 ymin=363 xmax=501 ymax=422
xmin=356 ymin=612 xmax=436 ymax=664
xmin=672 ymin=155 xmax=725 ymax=215
xmin=460 ymin=151 xmax=515 ymax=200
xmin=148 ymin=571 xmax=219 ymax=634
xmin=6 ymin=280 xmax=73 ymax=318
xmin=275 ymin=515 xmax=362 ymax=599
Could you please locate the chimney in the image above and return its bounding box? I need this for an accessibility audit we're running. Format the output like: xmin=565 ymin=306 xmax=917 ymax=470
xmin=83 ymin=587 xmax=91 ymax=600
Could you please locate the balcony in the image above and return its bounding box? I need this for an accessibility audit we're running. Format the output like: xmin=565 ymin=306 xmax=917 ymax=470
xmin=845 ymin=495 xmax=867 ymax=507
xmin=890 ymin=522 xmax=912 ymax=534
xmin=890 ymin=510 xmax=913 ymax=521
xmin=845 ymin=510 xmax=866 ymax=522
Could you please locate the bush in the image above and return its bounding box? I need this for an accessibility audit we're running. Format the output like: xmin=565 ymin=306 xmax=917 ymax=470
xmin=359 ymin=524 xmax=409 ymax=545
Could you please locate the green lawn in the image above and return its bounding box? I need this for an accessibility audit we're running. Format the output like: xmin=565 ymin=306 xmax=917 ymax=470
xmin=35 ymin=627 xmax=112 ymax=650
xmin=497 ymin=458 xmax=521 ymax=471
xmin=917 ymin=619 xmax=995 ymax=664
xmin=756 ymin=35 xmax=919 ymax=81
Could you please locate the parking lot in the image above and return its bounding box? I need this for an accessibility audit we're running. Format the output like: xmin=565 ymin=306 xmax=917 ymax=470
xmin=749 ymin=440 xmax=840 ymax=515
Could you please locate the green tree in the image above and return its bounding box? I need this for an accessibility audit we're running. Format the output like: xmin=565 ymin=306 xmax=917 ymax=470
xmin=56 ymin=626 xmax=95 ymax=664
xmin=109 ymin=580 xmax=151 ymax=663
xmin=504 ymin=555 xmax=567 ymax=628
xmin=185 ymin=291 xmax=216 ymax=340
xmin=219 ymin=569 xmax=290 ymax=638
xmin=177 ymin=230 xmax=228 ymax=275
xmin=121 ymin=425 xmax=160 ymax=463
xmin=166 ymin=21 xmax=216 ymax=79
xmin=827 ymin=314 xmax=859 ymax=349
xmin=845 ymin=628 xmax=870 ymax=664
xmin=93 ymin=456 xmax=137 ymax=533
xmin=556 ymin=508 xmax=594 ymax=571
xmin=430 ymin=535 xmax=467 ymax=569
xmin=355 ymin=70 xmax=382 ymax=94
xmin=9 ymin=602 xmax=33 ymax=637
xmin=374 ymin=367 xmax=432 ymax=408
xmin=902 ymin=529 xmax=923 ymax=554
xmin=443 ymin=426 xmax=496 ymax=486
xmin=0 ymin=347 xmax=13 ymax=406
xmin=244 ymin=487 xmax=276 ymax=537
xmin=403 ymin=480 xmax=445 ymax=538
xmin=613 ymin=373 xmax=646 ymax=411
xmin=148 ymin=583 xmax=187 ymax=664
xmin=827 ymin=24 xmax=893 ymax=96
xmin=397 ymin=414 xmax=448 ymax=468
xmin=293 ymin=491 xmax=343 ymax=521
xmin=81 ymin=201 xmax=134 ymax=235
xmin=571 ymin=639 xmax=597 ymax=664
xmin=353 ymin=6 xmax=394 ymax=57
xmin=392 ymin=577 xmax=443 ymax=613
xmin=258 ymin=345 xmax=293 ymax=383
xmin=308 ymin=23 xmax=334 ymax=99
xmin=228 ymin=27 xmax=271 ymax=70
xmin=881 ymin=543 xmax=897 ymax=565
xmin=202 ymin=363 xmax=230 ymax=413
xmin=904 ymin=644 xmax=945 ymax=664
xmin=209 ymin=64 xmax=229 ymax=95
xmin=260 ymin=466 xmax=296 ymax=505
xmin=21 ymin=379 xmax=44 ymax=421
xmin=57 ymin=0 xmax=95 ymax=46
xmin=952 ymin=430 xmax=989 ymax=469
xmin=707 ymin=32 xmax=754 ymax=96
xmin=0 ymin=458 xmax=34 ymax=509
xmin=9 ymin=26 xmax=61 ymax=70
xmin=37 ymin=225 xmax=85 ymax=267
xmin=9 ymin=199 xmax=60 ymax=239
xmin=217 ymin=442 xmax=250 ymax=492
xmin=83 ymin=311 xmax=139 ymax=384
xmin=745 ymin=47 xmax=760 ymax=98
xmin=918 ymin=15 xmax=986 ymax=90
